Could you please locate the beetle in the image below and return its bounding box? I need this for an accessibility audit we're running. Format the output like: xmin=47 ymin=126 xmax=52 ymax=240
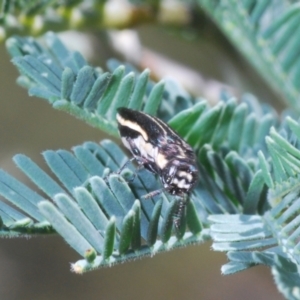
xmin=116 ymin=107 xmax=199 ymax=227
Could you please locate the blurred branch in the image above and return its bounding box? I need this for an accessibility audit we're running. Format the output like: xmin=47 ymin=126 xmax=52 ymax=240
xmin=0 ymin=0 xmax=192 ymax=41
xmin=109 ymin=29 xmax=237 ymax=104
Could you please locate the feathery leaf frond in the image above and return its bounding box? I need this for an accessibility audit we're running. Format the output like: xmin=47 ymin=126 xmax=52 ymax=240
xmin=0 ymin=90 xmax=283 ymax=272
xmin=0 ymin=139 xmax=210 ymax=272
xmin=3 ymin=27 xmax=300 ymax=295
xmin=200 ymin=0 xmax=300 ymax=111
xmin=209 ymin=117 xmax=300 ymax=296
xmin=6 ymin=32 xmax=198 ymax=137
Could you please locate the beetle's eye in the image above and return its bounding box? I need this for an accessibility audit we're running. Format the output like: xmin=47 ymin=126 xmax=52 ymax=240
xmin=133 ymin=148 xmax=140 ymax=155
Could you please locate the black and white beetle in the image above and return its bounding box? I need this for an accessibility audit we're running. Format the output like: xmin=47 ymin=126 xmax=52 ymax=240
xmin=116 ymin=107 xmax=199 ymax=227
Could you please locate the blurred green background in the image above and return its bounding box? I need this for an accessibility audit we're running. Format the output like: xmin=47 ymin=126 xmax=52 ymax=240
xmin=0 ymin=19 xmax=284 ymax=300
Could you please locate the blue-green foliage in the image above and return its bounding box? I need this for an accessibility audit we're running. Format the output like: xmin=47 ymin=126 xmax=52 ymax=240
xmin=1 ymin=140 xmax=207 ymax=272
xmin=209 ymin=115 xmax=300 ymax=298
xmin=6 ymin=32 xmax=197 ymax=134
xmin=0 ymin=0 xmax=300 ymax=297
xmin=2 ymin=30 xmax=300 ymax=296
xmin=199 ymin=0 xmax=300 ymax=113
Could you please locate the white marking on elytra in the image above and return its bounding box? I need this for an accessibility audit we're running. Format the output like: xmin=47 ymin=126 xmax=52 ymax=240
xmin=172 ymin=177 xmax=190 ymax=189
xmin=156 ymin=152 xmax=168 ymax=169
xmin=178 ymin=171 xmax=193 ymax=182
xmin=134 ymin=136 xmax=155 ymax=159
xmin=173 ymin=178 xmax=179 ymax=184
xmin=129 ymin=135 xmax=168 ymax=169
xmin=177 ymin=179 xmax=190 ymax=189
xmin=143 ymin=139 xmax=156 ymax=157
xmin=117 ymin=113 xmax=149 ymax=141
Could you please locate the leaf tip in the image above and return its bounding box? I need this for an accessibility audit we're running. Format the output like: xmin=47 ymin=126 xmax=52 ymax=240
xmin=71 ymin=262 xmax=84 ymax=274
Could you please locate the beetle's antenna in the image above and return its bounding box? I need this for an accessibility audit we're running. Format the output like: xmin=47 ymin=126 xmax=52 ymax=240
xmin=104 ymin=157 xmax=137 ymax=185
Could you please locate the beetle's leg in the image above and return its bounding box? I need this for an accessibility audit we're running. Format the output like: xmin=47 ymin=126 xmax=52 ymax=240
xmin=142 ymin=188 xmax=164 ymax=199
xmin=105 ymin=156 xmax=146 ymax=184
xmin=116 ymin=157 xmax=137 ymax=175
xmin=104 ymin=157 xmax=136 ymax=183
xmin=123 ymin=163 xmax=145 ymax=183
